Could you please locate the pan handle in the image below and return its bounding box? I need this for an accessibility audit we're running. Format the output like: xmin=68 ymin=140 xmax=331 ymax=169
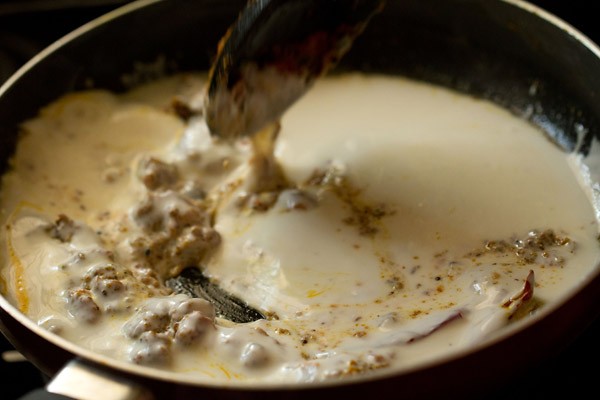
xmin=18 ymin=358 xmax=155 ymax=400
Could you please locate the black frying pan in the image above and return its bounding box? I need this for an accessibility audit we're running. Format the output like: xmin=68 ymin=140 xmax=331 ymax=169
xmin=1 ymin=1 xmax=599 ymax=399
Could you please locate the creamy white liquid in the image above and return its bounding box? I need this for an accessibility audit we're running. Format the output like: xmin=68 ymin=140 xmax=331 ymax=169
xmin=1 ymin=73 xmax=599 ymax=383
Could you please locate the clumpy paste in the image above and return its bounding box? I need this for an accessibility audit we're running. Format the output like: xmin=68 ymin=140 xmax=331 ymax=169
xmin=1 ymin=72 xmax=599 ymax=383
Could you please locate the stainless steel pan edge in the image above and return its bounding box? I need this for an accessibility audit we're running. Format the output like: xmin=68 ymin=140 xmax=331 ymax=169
xmin=1 ymin=0 xmax=599 ymax=399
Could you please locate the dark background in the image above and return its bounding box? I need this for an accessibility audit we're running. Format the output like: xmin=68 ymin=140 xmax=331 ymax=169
xmin=0 ymin=0 xmax=599 ymax=399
